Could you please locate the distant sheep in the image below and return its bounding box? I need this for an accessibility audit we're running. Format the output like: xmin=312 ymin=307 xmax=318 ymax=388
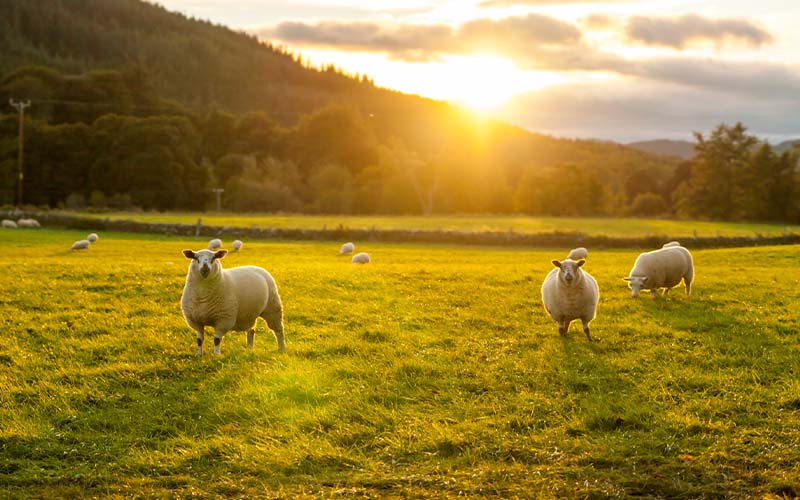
xmin=351 ymin=252 xmax=370 ymax=264
xmin=17 ymin=218 xmax=40 ymax=228
xmin=181 ymin=248 xmax=285 ymax=356
xmin=541 ymin=254 xmax=599 ymax=341
xmin=2 ymin=219 xmax=17 ymax=229
xmin=208 ymin=238 xmax=222 ymax=250
xmin=567 ymin=247 xmax=588 ymax=260
xmin=87 ymin=233 xmax=98 ymax=243
xmin=662 ymin=241 xmax=681 ymax=248
xmin=624 ymin=245 xmax=694 ymax=298
xmin=232 ymin=240 xmax=243 ymax=252
xmin=340 ymin=242 xmax=355 ymax=255
xmin=71 ymin=239 xmax=90 ymax=251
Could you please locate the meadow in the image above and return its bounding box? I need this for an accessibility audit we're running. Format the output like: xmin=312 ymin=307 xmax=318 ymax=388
xmin=1 ymin=228 xmax=799 ymax=499
xmin=70 ymin=211 xmax=800 ymax=239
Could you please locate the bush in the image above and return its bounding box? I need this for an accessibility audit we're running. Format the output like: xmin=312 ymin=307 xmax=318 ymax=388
xmin=629 ymin=192 xmax=668 ymax=216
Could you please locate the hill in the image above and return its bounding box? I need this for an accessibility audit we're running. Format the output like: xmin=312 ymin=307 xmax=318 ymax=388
xmin=626 ymin=139 xmax=695 ymax=159
xmin=773 ymin=139 xmax=800 ymax=154
xmin=0 ymin=0 xmax=682 ymax=214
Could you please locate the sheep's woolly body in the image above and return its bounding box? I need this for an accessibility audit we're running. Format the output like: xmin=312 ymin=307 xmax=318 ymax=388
xmin=541 ymin=259 xmax=598 ymax=341
xmin=351 ymin=252 xmax=370 ymax=264
xmin=208 ymin=238 xmax=222 ymax=250
xmin=567 ymin=247 xmax=588 ymax=260
xmin=340 ymin=242 xmax=355 ymax=255
xmin=181 ymin=249 xmax=284 ymax=355
xmin=232 ymin=240 xmax=243 ymax=252
xmin=662 ymin=241 xmax=681 ymax=248
xmin=2 ymin=219 xmax=17 ymax=228
xmin=626 ymin=246 xmax=694 ymax=297
xmin=71 ymin=239 xmax=90 ymax=251
xmin=87 ymin=233 xmax=98 ymax=243
xmin=18 ymin=218 xmax=40 ymax=228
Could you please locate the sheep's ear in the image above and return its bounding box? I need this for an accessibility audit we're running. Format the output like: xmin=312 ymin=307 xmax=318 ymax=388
xmin=622 ymin=277 xmax=631 ymax=281
xmin=182 ymin=249 xmax=195 ymax=259
xmin=551 ymin=260 xmax=562 ymax=268
xmin=576 ymin=259 xmax=586 ymax=268
xmin=214 ymin=249 xmax=228 ymax=260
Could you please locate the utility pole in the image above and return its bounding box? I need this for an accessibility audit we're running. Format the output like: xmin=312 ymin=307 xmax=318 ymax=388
xmin=212 ymin=188 xmax=224 ymax=213
xmin=9 ymin=99 xmax=31 ymax=209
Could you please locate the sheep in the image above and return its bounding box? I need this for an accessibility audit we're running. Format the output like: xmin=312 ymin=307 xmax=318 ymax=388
xmin=87 ymin=233 xmax=99 ymax=243
xmin=340 ymin=242 xmax=355 ymax=255
xmin=17 ymin=218 xmax=40 ymax=228
xmin=181 ymin=248 xmax=285 ymax=356
xmin=351 ymin=252 xmax=370 ymax=264
xmin=2 ymin=219 xmax=17 ymax=229
xmin=71 ymin=239 xmax=90 ymax=251
xmin=541 ymin=255 xmax=599 ymax=342
xmin=208 ymin=238 xmax=222 ymax=250
xmin=623 ymin=245 xmax=694 ymax=298
xmin=567 ymin=247 xmax=588 ymax=260
xmin=662 ymin=241 xmax=681 ymax=248
xmin=231 ymin=240 xmax=243 ymax=252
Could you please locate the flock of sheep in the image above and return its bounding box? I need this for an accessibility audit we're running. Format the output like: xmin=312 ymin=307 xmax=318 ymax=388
xmin=542 ymin=243 xmax=694 ymax=342
xmin=2 ymin=217 xmax=40 ymax=228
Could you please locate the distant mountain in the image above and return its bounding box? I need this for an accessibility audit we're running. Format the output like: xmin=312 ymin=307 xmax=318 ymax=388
xmin=773 ymin=139 xmax=800 ymax=154
xmin=626 ymin=140 xmax=695 ymax=159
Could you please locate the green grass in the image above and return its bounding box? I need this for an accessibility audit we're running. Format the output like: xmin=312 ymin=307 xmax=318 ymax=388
xmin=2 ymin=228 xmax=799 ymax=498
xmin=68 ymin=210 xmax=800 ymax=238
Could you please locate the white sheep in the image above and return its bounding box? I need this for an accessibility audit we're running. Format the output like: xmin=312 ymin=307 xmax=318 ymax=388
xmin=17 ymin=218 xmax=40 ymax=228
xmin=208 ymin=238 xmax=222 ymax=250
xmin=567 ymin=247 xmax=588 ymax=260
xmin=351 ymin=252 xmax=370 ymax=264
xmin=662 ymin=241 xmax=681 ymax=248
xmin=2 ymin=219 xmax=17 ymax=229
xmin=71 ymin=239 xmax=90 ymax=251
xmin=541 ymin=255 xmax=599 ymax=341
xmin=340 ymin=242 xmax=355 ymax=255
xmin=231 ymin=240 xmax=243 ymax=252
xmin=87 ymin=233 xmax=99 ymax=243
xmin=623 ymin=245 xmax=694 ymax=298
xmin=181 ymin=248 xmax=285 ymax=356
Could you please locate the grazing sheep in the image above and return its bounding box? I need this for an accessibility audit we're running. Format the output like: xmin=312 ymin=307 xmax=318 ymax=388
xmin=208 ymin=238 xmax=222 ymax=250
xmin=662 ymin=241 xmax=681 ymax=248
xmin=87 ymin=233 xmax=99 ymax=243
xmin=567 ymin=247 xmax=588 ymax=260
xmin=624 ymin=245 xmax=694 ymax=298
xmin=340 ymin=242 xmax=355 ymax=255
xmin=232 ymin=240 xmax=243 ymax=252
xmin=351 ymin=252 xmax=370 ymax=264
xmin=181 ymin=249 xmax=285 ymax=356
xmin=17 ymin=218 xmax=40 ymax=228
xmin=541 ymin=255 xmax=599 ymax=342
xmin=71 ymin=239 xmax=90 ymax=251
xmin=2 ymin=219 xmax=17 ymax=229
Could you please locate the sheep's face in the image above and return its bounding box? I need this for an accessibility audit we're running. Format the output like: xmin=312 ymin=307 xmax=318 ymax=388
xmin=183 ymin=249 xmax=227 ymax=279
xmin=623 ymin=276 xmax=648 ymax=297
xmin=552 ymin=259 xmax=584 ymax=286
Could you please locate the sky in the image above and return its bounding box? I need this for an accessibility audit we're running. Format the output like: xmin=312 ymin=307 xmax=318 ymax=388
xmin=156 ymin=0 xmax=800 ymax=143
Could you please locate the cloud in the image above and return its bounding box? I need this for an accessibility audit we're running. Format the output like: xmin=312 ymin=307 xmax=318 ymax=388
xmin=479 ymin=0 xmax=632 ymax=6
xmin=626 ymin=14 xmax=773 ymax=49
xmin=263 ymin=13 xmax=583 ymax=62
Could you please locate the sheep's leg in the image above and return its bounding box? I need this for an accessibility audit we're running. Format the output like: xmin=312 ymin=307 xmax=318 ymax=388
xmin=213 ymin=329 xmax=227 ymax=356
xmin=662 ymin=287 xmax=670 ymax=297
xmin=195 ymin=330 xmax=204 ymax=357
xmin=684 ymin=274 xmax=693 ymax=296
xmin=265 ymin=310 xmax=286 ymax=352
xmin=651 ymin=289 xmax=658 ymax=298
xmin=557 ymin=320 xmax=568 ymax=337
xmin=581 ymin=319 xmax=595 ymax=342
xmin=246 ymin=328 xmax=255 ymax=348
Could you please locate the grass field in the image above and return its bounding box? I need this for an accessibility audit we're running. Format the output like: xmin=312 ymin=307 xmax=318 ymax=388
xmin=69 ymin=211 xmax=800 ymax=238
xmin=2 ymin=228 xmax=799 ymax=498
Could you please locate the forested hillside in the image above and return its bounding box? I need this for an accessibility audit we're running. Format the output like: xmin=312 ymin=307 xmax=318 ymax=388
xmin=0 ymin=0 xmax=795 ymax=221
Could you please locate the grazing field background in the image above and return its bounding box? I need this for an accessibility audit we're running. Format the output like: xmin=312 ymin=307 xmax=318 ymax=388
xmin=1 ymin=228 xmax=799 ymax=498
xmin=69 ymin=211 xmax=800 ymax=238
